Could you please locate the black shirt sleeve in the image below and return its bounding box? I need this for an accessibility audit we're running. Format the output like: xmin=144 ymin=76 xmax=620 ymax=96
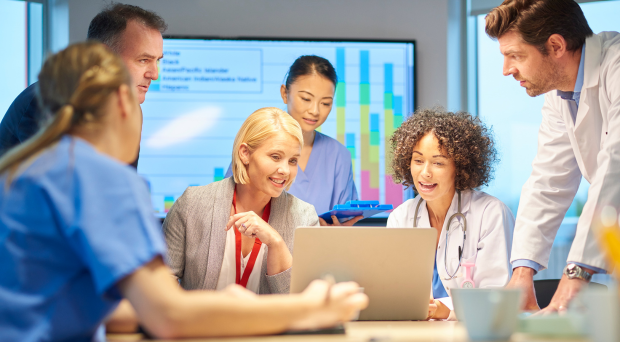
xmin=0 ymin=83 xmax=42 ymax=157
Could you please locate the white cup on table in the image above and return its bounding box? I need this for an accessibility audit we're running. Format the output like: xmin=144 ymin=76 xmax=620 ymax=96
xmin=573 ymin=286 xmax=619 ymax=342
xmin=451 ymin=288 xmax=521 ymax=341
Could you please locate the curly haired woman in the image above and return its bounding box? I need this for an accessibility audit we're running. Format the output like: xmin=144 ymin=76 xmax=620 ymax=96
xmin=387 ymin=107 xmax=514 ymax=320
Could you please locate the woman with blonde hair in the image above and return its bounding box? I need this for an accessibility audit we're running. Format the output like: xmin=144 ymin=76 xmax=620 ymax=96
xmin=164 ymin=107 xmax=319 ymax=294
xmin=225 ymin=56 xmax=362 ymax=226
xmin=0 ymin=42 xmax=367 ymax=341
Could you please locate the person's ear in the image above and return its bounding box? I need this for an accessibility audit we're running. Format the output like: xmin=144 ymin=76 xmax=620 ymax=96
xmin=546 ymin=34 xmax=567 ymax=58
xmin=238 ymin=143 xmax=251 ymax=166
xmin=280 ymin=84 xmax=289 ymax=105
xmin=116 ymin=84 xmax=135 ymax=119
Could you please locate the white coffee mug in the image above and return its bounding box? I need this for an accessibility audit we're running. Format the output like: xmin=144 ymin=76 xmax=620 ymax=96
xmin=451 ymin=288 xmax=521 ymax=341
xmin=573 ymin=287 xmax=619 ymax=342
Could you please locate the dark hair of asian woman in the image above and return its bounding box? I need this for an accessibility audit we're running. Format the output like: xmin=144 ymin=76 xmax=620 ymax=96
xmin=284 ymin=55 xmax=337 ymax=89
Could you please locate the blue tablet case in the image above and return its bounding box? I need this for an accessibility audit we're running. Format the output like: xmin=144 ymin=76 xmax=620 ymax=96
xmin=318 ymin=200 xmax=393 ymax=224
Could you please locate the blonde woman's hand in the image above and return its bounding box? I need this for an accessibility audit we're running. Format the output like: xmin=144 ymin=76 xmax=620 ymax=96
xmin=226 ymin=211 xmax=283 ymax=247
xmin=288 ymin=279 xmax=369 ymax=331
xmin=222 ymin=284 xmax=258 ymax=300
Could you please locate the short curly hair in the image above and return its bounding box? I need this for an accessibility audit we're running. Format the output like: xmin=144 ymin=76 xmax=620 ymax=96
xmin=390 ymin=107 xmax=498 ymax=191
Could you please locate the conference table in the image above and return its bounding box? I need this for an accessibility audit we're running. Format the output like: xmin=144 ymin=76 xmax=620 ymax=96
xmin=106 ymin=321 xmax=589 ymax=341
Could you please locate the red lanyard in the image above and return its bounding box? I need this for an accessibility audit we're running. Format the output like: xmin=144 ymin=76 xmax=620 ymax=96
xmin=232 ymin=187 xmax=271 ymax=288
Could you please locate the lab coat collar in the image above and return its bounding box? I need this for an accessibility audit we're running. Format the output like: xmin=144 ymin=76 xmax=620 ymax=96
xmin=453 ymin=189 xmax=472 ymax=216
xmin=574 ymin=47 xmax=586 ymax=93
xmin=574 ymin=34 xmax=602 ymax=137
xmin=444 ymin=190 xmax=472 ymax=217
xmin=413 ymin=190 xmax=472 ymax=227
xmin=412 ymin=196 xmax=431 ymax=228
xmin=583 ymin=34 xmax=601 ymax=90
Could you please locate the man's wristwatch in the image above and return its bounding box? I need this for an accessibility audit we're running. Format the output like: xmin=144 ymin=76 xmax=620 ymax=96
xmin=563 ymin=264 xmax=592 ymax=282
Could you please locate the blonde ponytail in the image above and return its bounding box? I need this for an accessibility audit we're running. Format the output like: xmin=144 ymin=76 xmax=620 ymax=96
xmin=0 ymin=41 xmax=131 ymax=185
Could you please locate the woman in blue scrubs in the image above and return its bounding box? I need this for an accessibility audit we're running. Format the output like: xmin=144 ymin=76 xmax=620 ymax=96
xmin=227 ymin=56 xmax=361 ymax=225
xmin=0 ymin=42 xmax=367 ymax=341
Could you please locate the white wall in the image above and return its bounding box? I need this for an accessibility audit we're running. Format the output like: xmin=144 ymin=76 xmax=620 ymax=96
xmin=65 ymin=0 xmax=452 ymax=111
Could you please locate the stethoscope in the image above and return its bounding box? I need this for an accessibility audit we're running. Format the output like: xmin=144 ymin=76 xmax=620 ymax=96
xmin=413 ymin=190 xmax=472 ymax=285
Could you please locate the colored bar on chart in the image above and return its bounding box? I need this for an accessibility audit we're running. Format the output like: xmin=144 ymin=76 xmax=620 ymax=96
xmin=394 ymin=96 xmax=403 ymax=128
xmin=385 ymin=174 xmax=403 ymax=209
xmin=214 ymin=167 xmax=224 ymax=182
xmin=384 ymin=63 xmax=394 ymax=135
xmin=384 ymin=63 xmax=395 ymax=177
xmin=383 ymin=63 xmax=403 ymax=208
xmin=369 ymin=113 xmax=380 ymax=189
xmin=336 ymin=48 xmax=346 ymax=144
xmin=346 ymin=133 xmax=356 ymax=174
xmin=361 ymin=171 xmax=379 ymax=201
xmin=360 ymin=51 xmax=369 ymax=184
xmin=164 ymin=196 xmax=174 ymax=213
xmin=360 ymin=50 xmax=378 ymax=201
xmin=370 ymin=114 xmax=380 ymax=146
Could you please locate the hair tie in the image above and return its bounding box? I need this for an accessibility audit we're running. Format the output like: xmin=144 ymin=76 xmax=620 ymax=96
xmin=82 ymin=65 xmax=101 ymax=79
xmin=61 ymin=103 xmax=74 ymax=112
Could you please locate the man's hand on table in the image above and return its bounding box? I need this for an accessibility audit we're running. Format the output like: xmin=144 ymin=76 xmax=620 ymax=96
xmin=506 ymin=266 xmax=540 ymax=311
xmin=537 ymin=267 xmax=594 ymax=315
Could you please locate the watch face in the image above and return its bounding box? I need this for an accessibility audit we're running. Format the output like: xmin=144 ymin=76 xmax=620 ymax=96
xmin=566 ymin=264 xmax=581 ymax=278
xmin=462 ymin=281 xmax=474 ymax=289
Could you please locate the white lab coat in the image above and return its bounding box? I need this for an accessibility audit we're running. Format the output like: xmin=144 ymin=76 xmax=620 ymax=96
xmin=387 ymin=190 xmax=514 ymax=306
xmin=512 ymin=31 xmax=620 ymax=271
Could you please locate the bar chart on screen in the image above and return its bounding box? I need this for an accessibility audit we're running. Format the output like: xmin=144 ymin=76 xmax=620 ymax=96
xmin=314 ymin=46 xmax=412 ymax=210
xmin=138 ymin=39 xmax=414 ymax=216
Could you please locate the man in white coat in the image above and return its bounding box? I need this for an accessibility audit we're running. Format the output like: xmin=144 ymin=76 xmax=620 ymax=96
xmin=485 ymin=0 xmax=620 ymax=312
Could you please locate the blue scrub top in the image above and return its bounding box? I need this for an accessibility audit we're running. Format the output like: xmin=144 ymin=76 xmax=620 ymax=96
xmin=0 ymin=135 xmax=166 ymax=342
xmin=432 ymin=260 xmax=449 ymax=299
xmin=226 ymin=131 xmax=358 ymax=215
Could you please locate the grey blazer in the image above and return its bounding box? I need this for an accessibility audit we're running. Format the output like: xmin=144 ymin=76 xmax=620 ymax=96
xmin=163 ymin=177 xmax=319 ymax=294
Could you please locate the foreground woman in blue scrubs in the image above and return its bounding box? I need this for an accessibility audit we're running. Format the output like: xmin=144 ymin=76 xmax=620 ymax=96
xmin=0 ymin=42 xmax=367 ymax=341
xmin=228 ymin=56 xmax=361 ymax=225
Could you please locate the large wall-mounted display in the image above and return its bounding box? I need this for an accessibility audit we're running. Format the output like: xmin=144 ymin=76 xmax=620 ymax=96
xmin=139 ymin=38 xmax=415 ymax=216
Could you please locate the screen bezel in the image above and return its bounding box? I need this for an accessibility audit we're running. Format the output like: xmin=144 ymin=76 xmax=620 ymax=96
xmin=162 ymin=35 xmax=417 ymax=113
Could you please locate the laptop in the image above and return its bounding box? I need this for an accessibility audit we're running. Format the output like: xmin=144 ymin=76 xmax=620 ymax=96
xmin=290 ymin=227 xmax=437 ymax=321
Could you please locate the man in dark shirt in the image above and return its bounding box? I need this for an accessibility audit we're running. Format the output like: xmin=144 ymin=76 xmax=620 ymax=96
xmin=0 ymin=3 xmax=166 ymax=168
xmin=0 ymin=84 xmax=39 ymax=155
